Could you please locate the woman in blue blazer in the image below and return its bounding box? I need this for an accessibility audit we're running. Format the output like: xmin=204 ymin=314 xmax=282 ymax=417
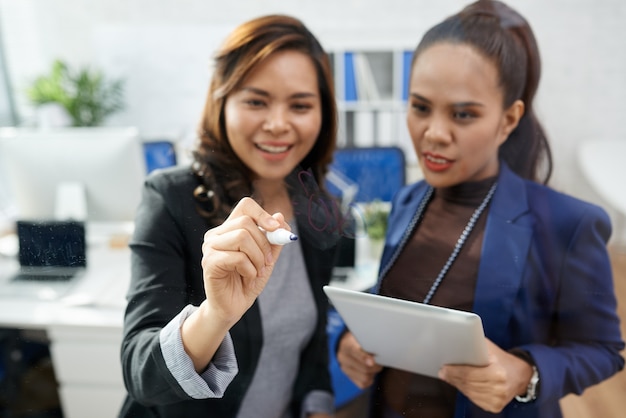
xmin=336 ymin=1 xmax=624 ymax=417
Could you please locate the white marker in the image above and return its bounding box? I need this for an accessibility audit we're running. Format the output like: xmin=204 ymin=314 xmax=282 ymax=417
xmin=264 ymin=228 xmax=298 ymax=245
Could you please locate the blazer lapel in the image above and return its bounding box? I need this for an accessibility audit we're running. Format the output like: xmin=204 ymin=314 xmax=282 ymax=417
xmin=473 ymin=165 xmax=534 ymax=347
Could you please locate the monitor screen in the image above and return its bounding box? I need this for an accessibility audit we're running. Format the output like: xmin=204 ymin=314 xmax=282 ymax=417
xmin=0 ymin=127 xmax=146 ymax=223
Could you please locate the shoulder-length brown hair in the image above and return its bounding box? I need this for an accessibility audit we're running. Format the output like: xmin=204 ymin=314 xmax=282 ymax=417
xmin=192 ymin=14 xmax=337 ymax=222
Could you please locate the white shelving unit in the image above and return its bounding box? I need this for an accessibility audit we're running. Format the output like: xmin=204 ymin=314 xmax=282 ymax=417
xmin=330 ymin=48 xmax=415 ymax=159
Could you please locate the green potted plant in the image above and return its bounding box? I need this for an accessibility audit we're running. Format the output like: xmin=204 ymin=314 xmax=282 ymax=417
xmin=363 ymin=199 xmax=390 ymax=259
xmin=364 ymin=200 xmax=389 ymax=240
xmin=26 ymin=59 xmax=125 ymax=127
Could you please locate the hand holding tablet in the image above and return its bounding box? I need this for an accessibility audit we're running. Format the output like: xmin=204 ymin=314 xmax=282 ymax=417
xmin=324 ymin=285 xmax=489 ymax=378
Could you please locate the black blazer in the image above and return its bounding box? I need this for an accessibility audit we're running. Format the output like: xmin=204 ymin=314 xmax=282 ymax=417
xmin=119 ymin=166 xmax=337 ymax=417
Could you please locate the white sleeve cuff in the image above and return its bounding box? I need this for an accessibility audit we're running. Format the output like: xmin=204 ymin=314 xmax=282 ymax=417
xmin=160 ymin=304 xmax=239 ymax=399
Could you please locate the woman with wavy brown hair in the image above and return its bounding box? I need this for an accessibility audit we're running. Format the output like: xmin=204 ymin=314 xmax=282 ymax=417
xmin=120 ymin=15 xmax=340 ymax=418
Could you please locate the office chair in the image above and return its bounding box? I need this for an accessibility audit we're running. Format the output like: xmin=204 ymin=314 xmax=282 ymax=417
xmin=326 ymin=146 xmax=406 ymax=204
xmin=143 ymin=140 xmax=177 ymax=174
xmin=325 ymin=145 xmax=405 ymax=268
xmin=325 ymin=146 xmax=406 ymax=270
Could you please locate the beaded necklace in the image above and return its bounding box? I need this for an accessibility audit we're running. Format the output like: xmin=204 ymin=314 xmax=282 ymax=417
xmin=421 ymin=181 xmax=498 ymax=304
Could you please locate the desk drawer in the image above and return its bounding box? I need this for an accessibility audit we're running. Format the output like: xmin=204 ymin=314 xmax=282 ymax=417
xmin=59 ymin=385 xmax=126 ymax=418
xmin=50 ymin=339 xmax=123 ymax=385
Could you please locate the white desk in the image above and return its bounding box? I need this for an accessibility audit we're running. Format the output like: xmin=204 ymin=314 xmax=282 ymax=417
xmin=0 ymin=232 xmax=130 ymax=418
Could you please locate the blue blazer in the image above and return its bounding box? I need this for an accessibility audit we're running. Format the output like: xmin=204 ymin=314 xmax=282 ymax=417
xmin=376 ymin=163 xmax=624 ymax=418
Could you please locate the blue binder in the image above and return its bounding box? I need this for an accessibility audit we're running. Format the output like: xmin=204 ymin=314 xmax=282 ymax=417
xmin=344 ymin=52 xmax=358 ymax=102
xmin=402 ymin=50 xmax=413 ymax=102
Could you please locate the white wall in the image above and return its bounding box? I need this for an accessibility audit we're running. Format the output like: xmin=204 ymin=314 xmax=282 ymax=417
xmin=1 ymin=0 xmax=625 ymax=216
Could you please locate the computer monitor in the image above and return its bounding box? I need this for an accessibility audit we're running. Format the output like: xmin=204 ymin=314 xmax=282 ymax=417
xmin=0 ymin=127 xmax=146 ymax=224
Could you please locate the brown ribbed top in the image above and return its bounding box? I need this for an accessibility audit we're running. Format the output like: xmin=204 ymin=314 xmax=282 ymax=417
xmin=373 ymin=176 xmax=496 ymax=418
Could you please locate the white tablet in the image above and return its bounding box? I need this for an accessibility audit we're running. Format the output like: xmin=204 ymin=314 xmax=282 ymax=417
xmin=324 ymin=285 xmax=489 ymax=377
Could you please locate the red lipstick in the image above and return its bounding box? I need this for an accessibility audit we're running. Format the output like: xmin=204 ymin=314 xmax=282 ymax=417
xmin=423 ymin=152 xmax=453 ymax=172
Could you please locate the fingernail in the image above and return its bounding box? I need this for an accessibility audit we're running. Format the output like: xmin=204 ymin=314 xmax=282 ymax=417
xmin=266 ymin=251 xmax=273 ymax=265
xmin=366 ymin=358 xmax=374 ymax=367
xmin=267 ymin=218 xmax=280 ymax=228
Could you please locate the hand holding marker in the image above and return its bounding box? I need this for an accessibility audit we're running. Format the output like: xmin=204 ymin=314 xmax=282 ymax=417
xmin=263 ymin=228 xmax=298 ymax=245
